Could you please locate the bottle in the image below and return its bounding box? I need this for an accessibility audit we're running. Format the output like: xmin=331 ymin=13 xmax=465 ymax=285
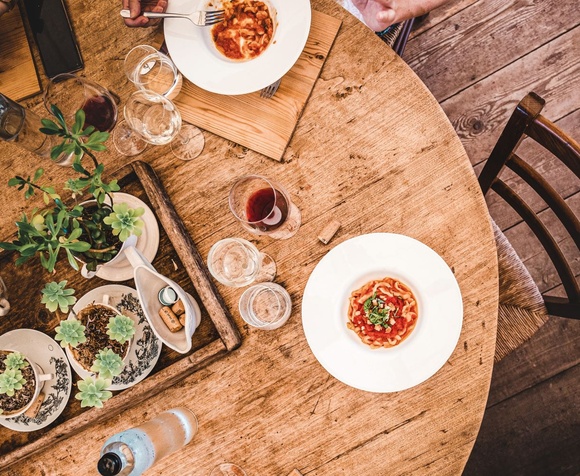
xmin=0 ymin=93 xmax=72 ymax=165
xmin=97 ymin=408 xmax=198 ymax=476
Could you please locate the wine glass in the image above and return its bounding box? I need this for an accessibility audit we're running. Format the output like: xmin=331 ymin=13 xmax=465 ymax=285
xmin=239 ymin=283 xmax=292 ymax=330
xmin=113 ymin=89 xmax=181 ymax=156
xmin=121 ymin=44 xmax=205 ymax=161
xmin=207 ymin=238 xmax=276 ymax=287
xmin=43 ymin=73 xmax=117 ymax=132
xmin=210 ymin=463 xmax=247 ymax=476
xmin=229 ymin=175 xmax=301 ymax=240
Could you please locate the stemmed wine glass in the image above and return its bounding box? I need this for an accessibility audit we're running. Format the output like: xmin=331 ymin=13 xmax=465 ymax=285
xmin=229 ymin=175 xmax=301 ymax=240
xmin=114 ymin=44 xmax=205 ymax=160
xmin=207 ymin=238 xmax=276 ymax=287
xmin=44 ymin=73 xmax=118 ymax=133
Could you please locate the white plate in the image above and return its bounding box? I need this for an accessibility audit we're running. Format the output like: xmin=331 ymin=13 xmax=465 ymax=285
xmin=66 ymin=285 xmax=162 ymax=391
xmin=96 ymin=193 xmax=160 ymax=282
xmin=164 ymin=0 xmax=312 ymax=95
xmin=0 ymin=329 xmax=72 ymax=432
xmin=302 ymin=233 xmax=463 ymax=393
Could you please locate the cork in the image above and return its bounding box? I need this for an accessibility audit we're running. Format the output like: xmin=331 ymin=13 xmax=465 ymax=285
xmin=287 ymin=470 xmax=303 ymax=476
xmin=178 ymin=313 xmax=186 ymax=327
xmin=317 ymin=219 xmax=341 ymax=244
xmin=171 ymin=299 xmax=185 ymax=316
xmin=24 ymin=392 xmax=45 ymax=418
xmin=159 ymin=306 xmax=183 ymax=332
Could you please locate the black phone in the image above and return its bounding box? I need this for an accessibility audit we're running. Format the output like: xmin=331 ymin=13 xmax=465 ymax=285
xmin=23 ymin=0 xmax=84 ymax=78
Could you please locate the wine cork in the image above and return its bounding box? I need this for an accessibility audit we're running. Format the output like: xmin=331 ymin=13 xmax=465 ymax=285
xmin=317 ymin=219 xmax=341 ymax=244
xmin=24 ymin=392 xmax=45 ymax=418
xmin=159 ymin=306 xmax=183 ymax=332
xmin=171 ymin=299 xmax=185 ymax=316
xmin=178 ymin=313 xmax=186 ymax=327
xmin=287 ymin=470 xmax=303 ymax=476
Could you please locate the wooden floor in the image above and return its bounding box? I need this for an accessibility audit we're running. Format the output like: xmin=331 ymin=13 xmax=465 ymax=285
xmin=401 ymin=1 xmax=580 ymax=474
xmin=338 ymin=0 xmax=579 ymax=473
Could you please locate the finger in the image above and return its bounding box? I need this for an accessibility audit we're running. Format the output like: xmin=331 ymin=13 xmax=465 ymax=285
xmin=128 ymin=0 xmax=141 ymax=18
xmin=124 ymin=16 xmax=150 ymax=27
xmin=377 ymin=7 xmax=396 ymax=25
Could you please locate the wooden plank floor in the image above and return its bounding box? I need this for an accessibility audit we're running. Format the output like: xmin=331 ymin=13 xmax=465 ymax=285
xmin=337 ymin=0 xmax=579 ymax=473
xmin=404 ymin=1 xmax=580 ymax=474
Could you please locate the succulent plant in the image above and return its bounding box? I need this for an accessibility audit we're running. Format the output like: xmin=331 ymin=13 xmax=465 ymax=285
xmin=75 ymin=376 xmax=112 ymax=408
xmin=4 ymin=352 xmax=29 ymax=371
xmin=55 ymin=319 xmax=87 ymax=348
xmin=41 ymin=280 xmax=77 ymax=313
xmin=90 ymin=348 xmax=124 ymax=380
xmin=106 ymin=314 xmax=135 ymax=344
xmin=103 ymin=202 xmax=145 ymax=242
xmin=0 ymin=368 xmax=26 ymax=397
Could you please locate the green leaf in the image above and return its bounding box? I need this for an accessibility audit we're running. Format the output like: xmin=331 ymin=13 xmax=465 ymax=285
xmin=8 ymin=177 xmax=23 ymax=187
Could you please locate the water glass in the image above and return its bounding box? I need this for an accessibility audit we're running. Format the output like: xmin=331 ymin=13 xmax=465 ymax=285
xmin=207 ymin=238 xmax=276 ymax=287
xmin=124 ymin=45 xmax=182 ymax=100
xmin=229 ymin=175 xmax=301 ymax=240
xmin=239 ymin=282 xmax=292 ymax=330
xmin=43 ymin=73 xmax=118 ymax=132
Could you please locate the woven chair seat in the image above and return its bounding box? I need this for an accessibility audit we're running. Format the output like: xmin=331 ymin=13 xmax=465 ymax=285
xmin=493 ymin=220 xmax=549 ymax=361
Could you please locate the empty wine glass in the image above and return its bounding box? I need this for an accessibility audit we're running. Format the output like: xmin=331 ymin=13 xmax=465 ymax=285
xmin=43 ymin=73 xmax=118 ymax=132
xmin=210 ymin=463 xmax=247 ymax=476
xmin=229 ymin=175 xmax=301 ymax=240
xmin=121 ymin=44 xmax=205 ymax=161
xmin=207 ymin=238 xmax=276 ymax=287
xmin=113 ymin=89 xmax=181 ymax=156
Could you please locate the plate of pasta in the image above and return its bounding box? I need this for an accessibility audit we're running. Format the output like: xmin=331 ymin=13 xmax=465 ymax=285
xmin=302 ymin=233 xmax=463 ymax=393
xmin=164 ymin=0 xmax=311 ymax=95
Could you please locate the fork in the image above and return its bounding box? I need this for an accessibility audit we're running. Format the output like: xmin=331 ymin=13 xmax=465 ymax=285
xmin=120 ymin=9 xmax=225 ymax=26
xmin=260 ymin=79 xmax=281 ymax=99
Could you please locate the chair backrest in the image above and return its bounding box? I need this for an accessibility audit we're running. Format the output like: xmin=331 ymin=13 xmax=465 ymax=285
xmin=478 ymin=92 xmax=580 ymax=318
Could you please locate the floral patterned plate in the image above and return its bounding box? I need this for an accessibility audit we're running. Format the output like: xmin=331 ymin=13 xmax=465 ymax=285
xmin=66 ymin=285 xmax=162 ymax=391
xmin=0 ymin=329 xmax=71 ymax=432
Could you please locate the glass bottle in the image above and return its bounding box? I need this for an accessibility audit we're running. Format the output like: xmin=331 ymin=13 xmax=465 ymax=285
xmin=0 ymin=93 xmax=71 ymax=165
xmin=97 ymin=408 xmax=198 ymax=476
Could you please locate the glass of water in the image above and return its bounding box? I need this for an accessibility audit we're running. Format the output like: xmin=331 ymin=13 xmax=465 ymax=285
xmin=207 ymin=238 xmax=276 ymax=287
xmin=239 ymin=282 xmax=291 ymax=330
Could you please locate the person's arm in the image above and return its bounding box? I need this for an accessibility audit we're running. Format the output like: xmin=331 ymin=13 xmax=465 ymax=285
xmin=122 ymin=0 xmax=167 ymax=27
xmin=351 ymin=0 xmax=450 ymax=31
xmin=0 ymin=0 xmax=16 ymax=17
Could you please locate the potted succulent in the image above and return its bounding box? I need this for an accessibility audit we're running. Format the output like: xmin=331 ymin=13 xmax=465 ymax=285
xmin=45 ymin=281 xmax=135 ymax=408
xmin=0 ymin=106 xmax=144 ymax=276
xmin=0 ymin=351 xmax=36 ymax=417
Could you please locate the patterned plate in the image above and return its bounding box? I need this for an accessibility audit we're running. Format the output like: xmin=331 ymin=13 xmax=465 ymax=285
xmin=66 ymin=285 xmax=162 ymax=391
xmin=0 ymin=329 xmax=71 ymax=432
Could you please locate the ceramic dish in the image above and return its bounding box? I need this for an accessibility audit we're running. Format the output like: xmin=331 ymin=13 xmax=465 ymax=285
xmin=0 ymin=329 xmax=71 ymax=432
xmin=96 ymin=192 xmax=160 ymax=282
xmin=66 ymin=285 xmax=162 ymax=391
xmin=164 ymin=0 xmax=312 ymax=95
xmin=302 ymin=233 xmax=463 ymax=393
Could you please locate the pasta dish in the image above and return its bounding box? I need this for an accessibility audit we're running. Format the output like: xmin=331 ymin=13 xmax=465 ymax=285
xmin=347 ymin=277 xmax=418 ymax=348
xmin=211 ymin=0 xmax=275 ymax=61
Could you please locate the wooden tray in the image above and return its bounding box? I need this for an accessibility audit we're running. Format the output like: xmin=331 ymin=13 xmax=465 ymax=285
xmin=0 ymin=5 xmax=41 ymax=101
xmin=0 ymin=161 xmax=241 ymax=468
xmin=174 ymin=10 xmax=342 ymax=161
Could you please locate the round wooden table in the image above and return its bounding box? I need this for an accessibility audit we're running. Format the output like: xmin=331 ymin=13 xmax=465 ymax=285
xmin=0 ymin=0 xmax=498 ymax=474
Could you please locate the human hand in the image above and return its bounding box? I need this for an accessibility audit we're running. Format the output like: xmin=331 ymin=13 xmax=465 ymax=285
xmin=122 ymin=0 xmax=168 ymax=27
xmin=0 ymin=0 xmax=14 ymax=18
xmin=351 ymin=0 xmax=397 ymax=31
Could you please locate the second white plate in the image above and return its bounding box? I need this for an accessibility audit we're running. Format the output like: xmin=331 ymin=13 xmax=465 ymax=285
xmin=302 ymin=233 xmax=463 ymax=393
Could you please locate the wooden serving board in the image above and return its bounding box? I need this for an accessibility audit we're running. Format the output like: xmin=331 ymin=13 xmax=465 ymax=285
xmin=0 ymin=161 xmax=241 ymax=468
xmin=174 ymin=10 xmax=342 ymax=161
xmin=0 ymin=5 xmax=41 ymax=101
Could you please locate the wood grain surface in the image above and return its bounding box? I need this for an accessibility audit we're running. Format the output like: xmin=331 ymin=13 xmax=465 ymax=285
xmin=174 ymin=10 xmax=341 ymax=161
xmin=0 ymin=0 xmax=498 ymax=474
xmin=0 ymin=5 xmax=40 ymax=101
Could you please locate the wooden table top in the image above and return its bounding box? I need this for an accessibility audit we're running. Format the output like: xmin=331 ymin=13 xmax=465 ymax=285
xmin=0 ymin=0 xmax=498 ymax=474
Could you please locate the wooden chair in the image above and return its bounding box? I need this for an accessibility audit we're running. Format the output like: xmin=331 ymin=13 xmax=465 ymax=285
xmin=478 ymin=92 xmax=580 ymax=360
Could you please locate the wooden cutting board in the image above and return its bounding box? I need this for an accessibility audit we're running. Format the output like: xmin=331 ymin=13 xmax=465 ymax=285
xmin=173 ymin=10 xmax=342 ymax=161
xmin=0 ymin=5 xmax=41 ymax=101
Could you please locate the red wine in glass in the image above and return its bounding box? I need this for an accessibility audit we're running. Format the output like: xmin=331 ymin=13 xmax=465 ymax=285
xmin=82 ymin=95 xmax=116 ymax=132
xmin=246 ymin=188 xmax=289 ymax=232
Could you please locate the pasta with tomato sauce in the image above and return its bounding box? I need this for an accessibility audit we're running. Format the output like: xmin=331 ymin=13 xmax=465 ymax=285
xmin=347 ymin=277 xmax=418 ymax=348
xmin=211 ymin=0 xmax=274 ymax=61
